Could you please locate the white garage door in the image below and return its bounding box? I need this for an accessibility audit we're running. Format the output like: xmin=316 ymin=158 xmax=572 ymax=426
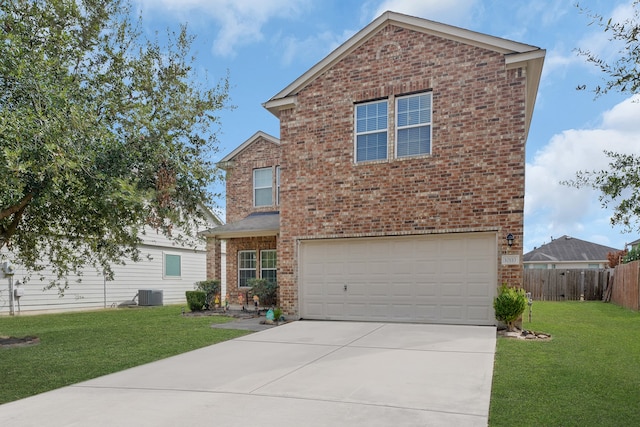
xmin=299 ymin=232 xmax=497 ymax=325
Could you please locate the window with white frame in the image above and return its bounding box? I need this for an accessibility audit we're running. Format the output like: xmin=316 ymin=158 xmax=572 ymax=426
xmin=260 ymin=249 xmax=277 ymax=284
xmin=253 ymin=168 xmax=273 ymax=207
xmin=276 ymin=166 xmax=280 ymax=206
xmin=355 ymin=100 xmax=388 ymax=162
xmin=238 ymin=250 xmax=256 ymax=287
xmin=396 ymin=93 xmax=432 ymax=157
xmin=164 ymin=253 xmax=181 ymax=278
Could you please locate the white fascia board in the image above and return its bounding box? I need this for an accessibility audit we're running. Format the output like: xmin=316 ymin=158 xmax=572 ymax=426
xmin=264 ymin=10 xmax=544 ymax=111
xmin=263 ymin=95 xmax=298 ymax=117
xmin=218 ymin=131 xmax=280 ymax=164
xmin=504 ymin=50 xmax=546 ymax=142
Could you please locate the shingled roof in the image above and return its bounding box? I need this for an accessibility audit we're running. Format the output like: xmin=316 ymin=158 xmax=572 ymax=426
xmin=204 ymin=211 xmax=279 ymax=239
xmin=523 ymin=235 xmax=620 ymax=263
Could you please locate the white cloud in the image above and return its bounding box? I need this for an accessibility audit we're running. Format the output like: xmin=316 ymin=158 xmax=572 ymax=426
xmin=525 ymin=95 xmax=640 ymax=250
xmin=372 ymin=0 xmax=478 ymax=25
xmin=540 ymin=48 xmax=583 ymax=81
xmin=135 ymin=0 xmax=310 ymax=57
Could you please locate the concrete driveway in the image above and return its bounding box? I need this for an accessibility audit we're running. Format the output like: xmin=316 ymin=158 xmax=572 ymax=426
xmin=0 ymin=321 xmax=496 ymax=426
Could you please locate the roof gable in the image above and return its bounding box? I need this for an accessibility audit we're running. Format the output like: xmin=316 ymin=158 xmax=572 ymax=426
xmin=524 ymin=235 xmax=620 ymax=263
xmin=263 ymin=10 xmax=545 ymax=139
xmin=218 ymin=131 xmax=279 ymax=166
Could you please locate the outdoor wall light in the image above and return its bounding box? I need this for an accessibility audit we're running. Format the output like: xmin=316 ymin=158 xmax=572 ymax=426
xmin=506 ymin=233 xmax=515 ymax=247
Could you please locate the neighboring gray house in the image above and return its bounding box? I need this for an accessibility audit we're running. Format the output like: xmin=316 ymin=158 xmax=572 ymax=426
xmin=523 ymin=235 xmax=620 ymax=270
xmin=0 ymin=208 xmax=221 ymax=315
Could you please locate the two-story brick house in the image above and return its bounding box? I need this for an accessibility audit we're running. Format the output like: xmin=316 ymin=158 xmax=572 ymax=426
xmin=208 ymin=11 xmax=545 ymax=325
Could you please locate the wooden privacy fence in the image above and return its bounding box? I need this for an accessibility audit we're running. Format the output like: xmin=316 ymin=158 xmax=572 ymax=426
xmin=523 ymin=269 xmax=608 ymax=301
xmin=610 ymin=261 xmax=640 ymax=311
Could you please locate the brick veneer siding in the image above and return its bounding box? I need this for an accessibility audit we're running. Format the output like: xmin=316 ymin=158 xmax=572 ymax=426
xmin=275 ymin=25 xmax=528 ymax=315
xmin=205 ymin=238 xmax=221 ymax=280
xmin=225 ymin=236 xmax=278 ymax=304
xmin=225 ymin=136 xmax=281 ymax=223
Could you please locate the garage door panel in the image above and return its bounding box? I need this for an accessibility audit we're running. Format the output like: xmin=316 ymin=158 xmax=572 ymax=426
xmin=304 ymin=302 xmax=325 ymax=317
xmin=413 ymin=304 xmax=439 ymax=321
xmin=441 ymin=283 xmax=464 ymax=297
xmin=467 ymin=308 xmax=492 ymax=323
xmin=369 ymin=283 xmax=390 ymax=297
xmin=390 ymin=261 xmax=417 ymax=275
xmin=300 ymin=233 xmax=497 ymax=325
xmin=468 ymin=282 xmax=492 ymax=297
xmin=441 ymin=305 xmax=464 ymax=321
xmin=392 ymin=283 xmax=416 ymax=297
xmin=414 ymin=260 xmax=438 ymax=275
xmin=346 ymin=283 xmax=367 ymax=297
xmin=326 ymin=303 xmax=346 ymax=316
xmin=414 ymin=283 xmax=438 ymax=297
xmin=326 ymin=283 xmax=346 ymax=298
xmin=304 ymin=283 xmax=325 ymax=297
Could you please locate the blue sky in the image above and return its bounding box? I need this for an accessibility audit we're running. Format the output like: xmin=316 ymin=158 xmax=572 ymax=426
xmin=133 ymin=0 xmax=640 ymax=253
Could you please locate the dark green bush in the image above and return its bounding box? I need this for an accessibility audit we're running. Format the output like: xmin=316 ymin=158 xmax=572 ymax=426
xmin=194 ymin=280 xmax=220 ymax=309
xmin=494 ymin=284 xmax=527 ymax=331
xmin=185 ymin=291 xmax=206 ymax=312
xmin=248 ymin=278 xmax=278 ymax=307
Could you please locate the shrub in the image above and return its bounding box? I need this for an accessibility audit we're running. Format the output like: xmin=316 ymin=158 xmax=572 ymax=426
xmin=623 ymin=245 xmax=640 ymax=264
xmin=185 ymin=291 xmax=206 ymax=312
xmin=194 ymin=280 xmax=220 ymax=309
xmin=248 ymin=278 xmax=278 ymax=307
xmin=494 ymin=284 xmax=527 ymax=332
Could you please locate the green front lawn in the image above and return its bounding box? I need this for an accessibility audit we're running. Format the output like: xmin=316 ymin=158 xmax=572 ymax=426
xmin=490 ymin=301 xmax=640 ymax=426
xmin=0 ymin=306 xmax=249 ymax=404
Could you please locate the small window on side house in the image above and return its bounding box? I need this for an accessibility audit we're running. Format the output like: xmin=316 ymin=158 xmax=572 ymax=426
xmin=164 ymin=254 xmax=181 ymax=278
xmin=396 ymin=93 xmax=432 ymax=157
xmin=254 ymin=168 xmax=273 ymax=207
xmin=355 ymin=100 xmax=388 ymax=162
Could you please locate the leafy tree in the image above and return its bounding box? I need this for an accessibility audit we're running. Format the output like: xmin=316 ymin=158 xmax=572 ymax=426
xmin=566 ymin=2 xmax=640 ymax=232
xmin=607 ymin=249 xmax=628 ymax=268
xmin=0 ymin=0 xmax=230 ymax=291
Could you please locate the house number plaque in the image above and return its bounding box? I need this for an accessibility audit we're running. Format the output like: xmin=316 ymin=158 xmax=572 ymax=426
xmin=501 ymin=255 xmax=520 ymax=265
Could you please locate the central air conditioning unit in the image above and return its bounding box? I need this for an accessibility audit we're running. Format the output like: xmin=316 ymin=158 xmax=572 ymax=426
xmin=138 ymin=289 xmax=163 ymax=306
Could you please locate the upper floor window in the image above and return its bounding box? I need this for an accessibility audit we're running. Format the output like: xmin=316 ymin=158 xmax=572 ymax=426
xmin=276 ymin=166 xmax=281 ymax=206
xmin=396 ymin=93 xmax=432 ymax=157
xmin=254 ymin=167 xmax=273 ymax=207
xmin=355 ymin=100 xmax=388 ymax=162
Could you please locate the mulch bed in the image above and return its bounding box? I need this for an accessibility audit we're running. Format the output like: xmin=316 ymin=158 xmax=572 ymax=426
xmin=181 ymin=307 xmax=265 ymax=319
xmin=497 ymin=329 xmax=551 ymax=341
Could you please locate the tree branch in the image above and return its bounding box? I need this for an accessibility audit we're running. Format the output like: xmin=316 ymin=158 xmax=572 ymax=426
xmin=0 ymin=192 xmax=34 ymax=221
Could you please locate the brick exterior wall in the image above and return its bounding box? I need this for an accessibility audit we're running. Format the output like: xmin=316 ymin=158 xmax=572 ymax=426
xmin=219 ymin=135 xmax=281 ymax=300
xmin=224 ymin=136 xmax=281 ymax=223
xmin=205 ymin=238 xmax=221 ymax=280
xmin=274 ymin=24 xmax=527 ymax=315
xmin=225 ymin=236 xmax=278 ymax=304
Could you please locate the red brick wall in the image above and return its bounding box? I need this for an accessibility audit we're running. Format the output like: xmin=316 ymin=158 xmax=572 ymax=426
xmin=205 ymin=238 xmax=221 ymax=280
xmin=225 ymin=136 xmax=281 ymax=223
xmin=225 ymin=236 xmax=278 ymax=304
xmin=276 ymin=25 xmax=527 ymax=314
